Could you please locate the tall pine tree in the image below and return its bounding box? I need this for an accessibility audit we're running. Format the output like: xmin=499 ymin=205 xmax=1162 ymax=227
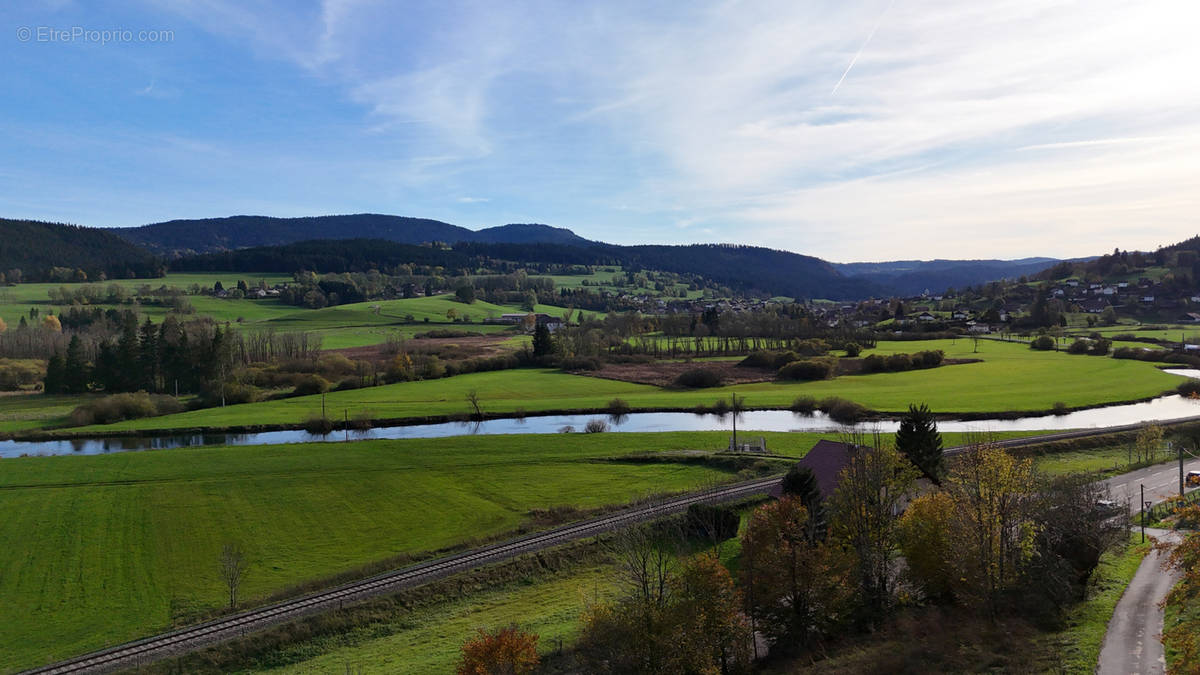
xmin=895 ymin=403 xmax=944 ymax=485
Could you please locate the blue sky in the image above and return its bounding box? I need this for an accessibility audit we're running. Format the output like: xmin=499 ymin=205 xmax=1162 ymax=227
xmin=3 ymin=0 xmax=1200 ymax=261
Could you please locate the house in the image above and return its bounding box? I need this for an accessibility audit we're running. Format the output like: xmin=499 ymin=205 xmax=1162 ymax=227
xmin=1141 ymin=295 xmax=1156 ymax=304
xmin=917 ymin=311 xmax=937 ymax=322
xmin=952 ymin=309 xmax=970 ymax=320
xmin=967 ymin=322 xmax=991 ymax=334
xmin=1081 ymin=298 xmax=1110 ymax=313
xmin=795 ymin=440 xmax=859 ymax=499
xmin=1179 ymin=313 xmax=1200 ymax=323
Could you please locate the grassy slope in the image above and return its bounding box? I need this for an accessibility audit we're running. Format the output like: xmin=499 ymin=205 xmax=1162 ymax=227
xmin=0 ymin=431 xmax=808 ymax=673
xmin=78 ymin=339 xmax=1183 ymax=434
xmin=247 ymin=564 xmax=622 ymax=674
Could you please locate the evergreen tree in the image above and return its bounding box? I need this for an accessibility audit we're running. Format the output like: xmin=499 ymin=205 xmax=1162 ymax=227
xmin=137 ymin=318 xmax=160 ymax=392
xmin=895 ymin=403 xmax=944 ymax=484
xmin=44 ymin=353 xmax=65 ymax=394
xmin=780 ymin=464 xmax=827 ymax=543
xmin=531 ymin=323 xmax=554 ymax=357
xmin=63 ymin=335 xmax=89 ymax=393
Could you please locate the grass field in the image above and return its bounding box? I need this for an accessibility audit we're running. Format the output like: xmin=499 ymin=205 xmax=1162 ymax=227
xmin=0 ymin=393 xmax=91 ymax=433
xmin=251 ymin=563 xmax=622 ymax=674
xmin=75 ymin=339 xmax=1184 ymax=434
xmin=0 ymin=431 xmax=818 ymax=672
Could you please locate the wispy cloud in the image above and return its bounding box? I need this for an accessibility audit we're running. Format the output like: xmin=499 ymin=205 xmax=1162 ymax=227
xmin=457 ymin=196 xmax=488 ymax=203
xmin=41 ymin=0 xmax=1200 ymax=257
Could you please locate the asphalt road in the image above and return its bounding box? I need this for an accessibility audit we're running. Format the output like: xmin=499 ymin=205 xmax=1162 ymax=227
xmin=1097 ymin=528 xmax=1181 ymax=675
xmin=1102 ymin=456 xmax=1200 ymax=507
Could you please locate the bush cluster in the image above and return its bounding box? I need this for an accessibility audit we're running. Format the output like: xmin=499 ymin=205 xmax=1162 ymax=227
xmin=861 ymin=350 xmax=944 ymax=373
xmin=820 ymin=396 xmax=870 ymax=424
xmin=776 ymin=357 xmax=837 ymax=381
xmin=1065 ymin=338 xmax=1111 ymax=355
xmin=674 ymin=368 xmax=724 ymax=388
xmin=69 ymin=392 xmax=184 ymax=426
xmin=0 ymin=358 xmax=44 ymax=390
xmin=1030 ymin=335 xmax=1056 ymax=350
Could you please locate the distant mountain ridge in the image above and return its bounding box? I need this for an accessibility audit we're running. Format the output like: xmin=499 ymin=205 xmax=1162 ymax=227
xmin=112 ymin=214 xmax=592 ymax=256
xmin=833 ymin=257 xmax=1086 ymax=296
xmin=0 ymin=212 xmax=1089 ymax=299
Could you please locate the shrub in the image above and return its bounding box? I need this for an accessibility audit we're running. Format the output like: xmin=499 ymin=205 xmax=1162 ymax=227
xmin=885 ymin=353 xmax=914 ymax=372
xmin=0 ymin=359 xmax=44 ymax=390
xmin=1066 ymin=339 xmax=1091 ymax=354
xmin=1030 ymin=335 xmax=1056 ymax=350
xmin=674 ymin=368 xmax=723 ymax=388
xmin=558 ymin=425 xmax=575 ymax=433
xmin=1089 ymin=338 xmax=1112 ymax=356
xmin=710 ymin=398 xmax=731 ymax=416
xmin=292 ymin=374 xmax=331 ymax=397
xmin=1179 ymin=380 xmax=1200 ymax=398
xmin=607 ymin=398 xmax=631 ymax=416
xmin=794 ymin=338 xmax=831 ymax=357
xmin=303 ymin=415 xmax=334 ymax=435
xmin=584 ymin=418 xmax=609 ymax=433
xmin=843 ymin=342 xmax=862 ymax=358
xmin=777 ymin=358 xmax=836 ymax=381
xmin=685 ymin=503 xmax=740 ymax=542
xmin=334 ymin=376 xmax=361 ymax=391
xmin=820 ymin=397 xmax=869 ymax=424
xmin=1052 ymin=401 xmax=1069 ymax=414
xmin=69 ymin=392 xmax=183 ymax=426
xmin=912 ymin=350 xmax=944 ymax=368
xmin=861 ymin=354 xmax=888 ymax=373
xmin=790 ymin=396 xmax=818 ymax=414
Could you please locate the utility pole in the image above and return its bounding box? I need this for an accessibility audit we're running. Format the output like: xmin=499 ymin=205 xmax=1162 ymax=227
xmin=1141 ymin=483 xmax=1146 ymax=543
xmin=1180 ymin=440 xmax=1186 ymax=498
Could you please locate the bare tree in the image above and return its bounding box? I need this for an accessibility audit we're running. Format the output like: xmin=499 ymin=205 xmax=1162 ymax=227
xmin=466 ymin=389 xmax=483 ymax=420
xmin=219 ymin=543 xmax=248 ymax=609
xmin=609 ymin=523 xmax=679 ymax=610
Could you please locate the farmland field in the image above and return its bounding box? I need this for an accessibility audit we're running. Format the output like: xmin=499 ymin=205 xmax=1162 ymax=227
xmin=0 ymin=431 xmax=780 ymax=672
xmin=72 ymin=338 xmax=1185 ymax=434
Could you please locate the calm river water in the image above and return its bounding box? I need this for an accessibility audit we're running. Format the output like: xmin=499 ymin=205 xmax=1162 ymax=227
xmin=5 ymin=369 xmax=1200 ymax=458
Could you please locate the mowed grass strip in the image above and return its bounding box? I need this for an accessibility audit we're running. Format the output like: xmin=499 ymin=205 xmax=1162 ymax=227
xmin=0 ymin=432 xmax=774 ymax=672
xmin=79 ymin=339 xmax=1184 ymax=434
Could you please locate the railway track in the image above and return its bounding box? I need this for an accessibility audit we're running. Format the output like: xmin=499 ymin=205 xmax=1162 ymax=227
xmin=23 ymin=476 xmax=782 ymax=674
xmin=26 ymin=415 xmax=1200 ymax=674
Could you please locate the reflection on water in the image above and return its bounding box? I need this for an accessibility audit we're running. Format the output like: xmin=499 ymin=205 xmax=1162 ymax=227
xmin=5 ymin=369 xmax=1199 ymax=458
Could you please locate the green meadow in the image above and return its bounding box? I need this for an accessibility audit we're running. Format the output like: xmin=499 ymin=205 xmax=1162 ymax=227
xmin=75 ymin=338 xmax=1184 ymax=434
xmin=0 ymin=431 xmax=782 ymax=672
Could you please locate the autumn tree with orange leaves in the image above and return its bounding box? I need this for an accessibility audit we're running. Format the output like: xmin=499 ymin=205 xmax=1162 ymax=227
xmin=741 ymin=496 xmax=856 ymax=650
xmin=457 ymin=626 xmax=540 ymax=675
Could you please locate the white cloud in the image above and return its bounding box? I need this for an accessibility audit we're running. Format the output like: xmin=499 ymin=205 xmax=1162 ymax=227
xmin=153 ymin=0 xmax=1200 ymax=259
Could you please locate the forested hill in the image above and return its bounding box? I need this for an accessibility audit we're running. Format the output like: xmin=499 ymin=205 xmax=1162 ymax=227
xmin=172 ymin=238 xmax=881 ymax=300
xmin=835 ymin=258 xmax=1072 ymax=295
xmin=0 ymin=218 xmax=161 ymax=281
xmin=114 ymin=214 xmax=593 ymax=255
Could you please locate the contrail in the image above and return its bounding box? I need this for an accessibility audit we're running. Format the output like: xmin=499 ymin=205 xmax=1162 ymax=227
xmin=831 ymin=0 xmax=896 ymax=95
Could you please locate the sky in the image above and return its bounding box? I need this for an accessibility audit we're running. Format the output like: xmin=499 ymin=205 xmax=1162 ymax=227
xmin=3 ymin=0 xmax=1200 ymax=262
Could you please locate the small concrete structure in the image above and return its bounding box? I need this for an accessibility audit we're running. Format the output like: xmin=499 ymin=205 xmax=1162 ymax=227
xmin=729 ymin=436 xmax=768 ymax=453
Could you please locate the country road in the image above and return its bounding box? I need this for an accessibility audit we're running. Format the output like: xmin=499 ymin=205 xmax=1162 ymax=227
xmin=1096 ymin=529 xmax=1181 ymax=675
